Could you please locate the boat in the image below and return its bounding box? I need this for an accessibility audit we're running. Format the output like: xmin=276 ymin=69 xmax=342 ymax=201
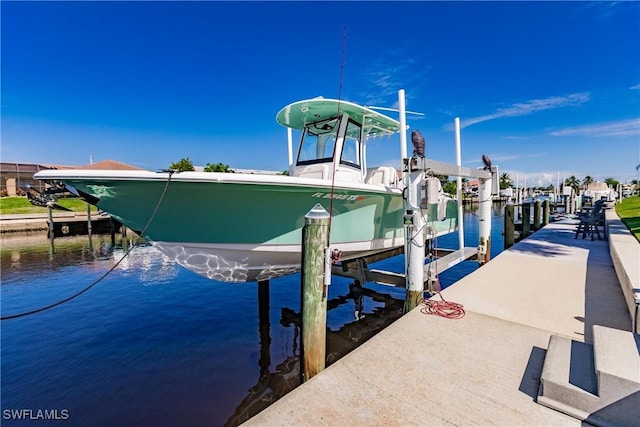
xmin=34 ymin=97 xmax=459 ymax=282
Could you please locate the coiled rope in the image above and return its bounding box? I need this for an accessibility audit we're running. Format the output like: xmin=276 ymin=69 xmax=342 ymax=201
xmin=420 ymin=225 xmax=465 ymax=319
xmin=1 ymin=171 xmax=175 ymax=321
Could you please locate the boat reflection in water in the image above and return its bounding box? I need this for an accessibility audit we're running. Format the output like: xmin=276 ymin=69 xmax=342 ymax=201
xmin=224 ymin=283 xmax=404 ymax=427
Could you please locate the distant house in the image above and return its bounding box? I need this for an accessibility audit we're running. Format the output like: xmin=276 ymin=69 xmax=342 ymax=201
xmin=0 ymin=160 xmax=142 ymax=196
xmin=582 ymin=181 xmax=615 ymax=202
xmin=0 ymin=162 xmax=53 ymax=195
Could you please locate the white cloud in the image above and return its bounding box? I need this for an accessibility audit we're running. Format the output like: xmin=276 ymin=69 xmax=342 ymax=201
xmin=505 ymin=169 xmax=637 ymax=187
xmin=358 ymin=49 xmax=428 ymax=107
xmin=460 ymin=92 xmax=590 ymax=128
xmin=630 ymin=84 xmax=640 ymax=90
xmin=549 ymin=118 xmax=640 ymax=137
xmin=504 ymin=170 xmax=574 ymax=188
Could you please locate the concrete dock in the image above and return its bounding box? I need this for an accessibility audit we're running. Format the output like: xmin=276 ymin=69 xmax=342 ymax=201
xmin=244 ymin=213 xmax=637 ymax=425
xmin=0 ymin=212 xmax=72 ymax=233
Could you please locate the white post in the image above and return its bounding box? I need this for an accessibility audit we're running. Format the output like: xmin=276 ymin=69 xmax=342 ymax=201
xmin=454 ymin=118 xmax=464 ymax=251
xmin=404 ymin=170 xmax=425 ymax=312
xmin=398 ymin=89 xmax=408 ymax=164
xmin=618 ymin=183 xmax=622 ymax=203
xmin=398 ymin=89 xmax=407 ymax=167
xmin=478 ymin=176 xmax=492 ymax=265
xmin=287 ymin=127 xmax=294 ymax=176
xmin=400 ymin=89 xmax=424 ymax=312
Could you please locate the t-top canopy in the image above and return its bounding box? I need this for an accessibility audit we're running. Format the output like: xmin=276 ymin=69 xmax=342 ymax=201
xmin=276 ymin=98 xmax=401 ymax=137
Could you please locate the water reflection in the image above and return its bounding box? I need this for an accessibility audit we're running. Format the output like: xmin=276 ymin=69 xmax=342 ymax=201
xmin=1 ymin=234 xmax=110 ymax=282
xmin=0 ymin=234 xmax=178 ymax=287
xmin=224 ymin=283 xmax=403 ymax=426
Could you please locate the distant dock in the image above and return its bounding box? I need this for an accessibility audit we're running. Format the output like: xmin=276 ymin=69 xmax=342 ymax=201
xmin=0 ymin=213 xmax=122 ymax=237
xmin=244 ymin=208 xmax=639 ymax=426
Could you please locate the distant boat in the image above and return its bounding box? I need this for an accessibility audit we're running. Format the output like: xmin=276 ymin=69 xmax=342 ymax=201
xmin=35 ymin=97 xmax=459 ymax=282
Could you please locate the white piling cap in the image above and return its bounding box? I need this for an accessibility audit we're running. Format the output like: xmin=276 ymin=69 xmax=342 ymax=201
xmin=305 ymin=203 xmax=330 ymax=219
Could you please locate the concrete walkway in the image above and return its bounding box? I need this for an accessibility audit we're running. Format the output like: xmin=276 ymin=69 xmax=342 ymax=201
xmin=244 ymin=220 xmax=633 ymax=426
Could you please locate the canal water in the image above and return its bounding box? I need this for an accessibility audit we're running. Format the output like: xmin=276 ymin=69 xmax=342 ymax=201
xmin=1 ymin=205 xmax=505 ymax=426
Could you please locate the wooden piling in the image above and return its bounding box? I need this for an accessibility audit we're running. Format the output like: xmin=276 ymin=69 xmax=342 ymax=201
xmin=86 ymin=203 xmax=93 ymax=235
xmin=522 ymin=203 xmax=531 ymax=239
xmin=504 ymin=204 xmax=515 ymax=250
xmin=258 ymin=280 xmax=271 ymax=376
xmin=87 ymin=203 xmax=93 ymax=250
xmin=110 ymin=217 xmax=116 ymax=246
xmin=300 ymin=204 xmax=330 ymax=383
xmin=47 ymin=206 xmax=54 ymax=240
xmin=533 ymin=201 xmax=541 ymax=231
xmin=543 ymin=200 xmax=550 ymax=226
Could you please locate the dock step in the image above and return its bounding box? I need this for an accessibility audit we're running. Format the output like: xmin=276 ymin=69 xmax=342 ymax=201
xmin=538 ymin=325 xmax=640 ymax=426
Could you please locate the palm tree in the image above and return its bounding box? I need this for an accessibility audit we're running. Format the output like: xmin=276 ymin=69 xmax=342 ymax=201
xmin=564 ymin=176 xmax=580 ymax=194
xmin=499 ymin=172 xmax=512 ymax=190
xmin=604 ymin=177 xmax=620 ymax=188
xmin=582 ymin=175 xmax=594 ymax=190
xmin=169 ymin=157 xmax=195 ymax=172
xmin=204 ymin=162 xmax=234 ymax=173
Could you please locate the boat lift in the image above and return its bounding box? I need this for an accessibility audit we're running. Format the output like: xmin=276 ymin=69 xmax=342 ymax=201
xmin=332 ymin=89 xmax=498 ymax=311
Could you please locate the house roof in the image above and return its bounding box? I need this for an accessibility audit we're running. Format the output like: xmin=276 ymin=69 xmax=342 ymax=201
xmin=75 ymin=160 xmax=143 ymax=170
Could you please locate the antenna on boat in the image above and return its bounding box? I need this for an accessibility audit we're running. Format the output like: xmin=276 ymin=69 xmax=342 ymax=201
xmin=328 ymin=26 xmax=348 ymax=232
xmin=336 ymin=26 xmax=347 ymax=115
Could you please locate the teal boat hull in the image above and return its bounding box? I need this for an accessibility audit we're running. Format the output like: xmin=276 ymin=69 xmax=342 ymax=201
xmin=35 ymin=170 xmax=459 ymax=282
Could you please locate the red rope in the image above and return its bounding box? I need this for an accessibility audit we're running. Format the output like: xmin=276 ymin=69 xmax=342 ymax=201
xmin=420 ymin=225 xmax=465 ymax=319
xmin=421 ymin=292 xmax=465 ymax=319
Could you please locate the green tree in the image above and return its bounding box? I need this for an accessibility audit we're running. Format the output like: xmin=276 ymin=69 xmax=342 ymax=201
xmin=433 ymin=174 xmax=449 ymax=187
xmin=582 ymin=175 xmax=594 ymax=188
xmin=443 ymin=180 xmax=457 ymax=196
xmin=604 ymin=177 xmax=620 ymax=188
xmin=499 ymin=172 xmax=512 ymax=190
xmin=204 ymin=162 xmax=233 ymax=173
xmin=564 ymin=176 xmax=580 ymax=194
xmin=281 ymin=170 xmax=290 ymax=176
xmin=170 ymin=157 xmax=195 ymax=172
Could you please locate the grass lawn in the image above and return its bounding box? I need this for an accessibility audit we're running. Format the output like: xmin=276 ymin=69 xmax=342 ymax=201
xmin=615 ymin=195 xmax=640 ymax=241
xmin=0 ymin=196 xmax=98 ymax=215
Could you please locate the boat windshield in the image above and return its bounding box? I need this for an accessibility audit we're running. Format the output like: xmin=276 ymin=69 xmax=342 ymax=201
xmin=297 ymin=117 xmax=340 ymax=165
xmin=340 ymin=119 xmax=362 ymax=169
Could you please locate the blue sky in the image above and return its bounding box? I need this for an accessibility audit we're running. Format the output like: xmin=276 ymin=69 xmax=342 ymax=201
xmin=2 ymin=1 xmax=639 ymax=187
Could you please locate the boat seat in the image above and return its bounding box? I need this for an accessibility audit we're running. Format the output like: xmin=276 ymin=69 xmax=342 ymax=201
xmin=294 ymin=164 xmax=330 ymax=180
xmin=334 ymin=167 xmax=363 ymax=183
xmin=365 ymin=167 xmax=398 ymax=187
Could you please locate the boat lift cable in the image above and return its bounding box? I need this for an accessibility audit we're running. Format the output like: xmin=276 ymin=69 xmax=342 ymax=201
xmin=1 ymin=171 xmax=176 ymax=321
